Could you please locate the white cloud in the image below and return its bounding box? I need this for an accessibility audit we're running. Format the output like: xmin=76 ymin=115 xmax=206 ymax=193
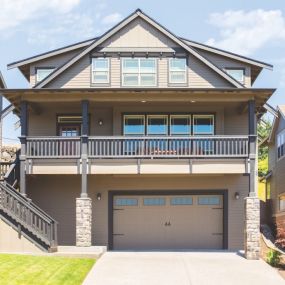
xmin=102 ymin=12 xmax=122 ymax=25
xmin=0 ymin=0 xmax=80 ymax=31
xmin=206 ymin=9 xmax=285 ymax=55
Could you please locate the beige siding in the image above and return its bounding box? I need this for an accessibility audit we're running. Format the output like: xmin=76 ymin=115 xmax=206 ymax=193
xmin=27 ymin=174 xmax=249 ymax=250
xmin=224 ymin=106 xmax=248 ymax=135
xmin=101 ymin=18 xmax=179 ymax=49
xmin=30 ymin=49 xmax=80 ymax=87
xmin=199 ymin=50 xmax=252 ymax=87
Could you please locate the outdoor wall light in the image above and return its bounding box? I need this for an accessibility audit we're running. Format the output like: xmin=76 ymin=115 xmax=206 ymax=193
xmin=98 ymin=119 xmax=103 ymax=126
xmin=234 ymin=192 xmax=240 ymax=200
xmin=96 ymin=193 xmax=102 ymax=201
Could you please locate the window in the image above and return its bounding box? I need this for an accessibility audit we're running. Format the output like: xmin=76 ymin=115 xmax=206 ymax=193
xmin=115 ymin=198 xmax=138 ymax=206
xmin=170 ymin=115 xmax=191 ymax=135
xmin=193 ymin=115 xmax=214 ymax=135
xmin=143 ymin=197 xmax=165 ymax=206
xmin=279 ymin=194 xmax=285 ymax=211
xmin=123 ymin=115 xmax=145 ymax=135
xmin=169 ymin=58 xmax=187 ymax=84
xmin=57 ymin=115 xmax=82 ymax=136
xmin=36 ymin=68 xmax=55 ymax=82
xmin=198 ymin=196 xmax=220 ymax=205
xmin=171 ymin=197 xmax=193 ymax=205
xmin=147 ymin=115 xmax=168 ymax=135
xmin=122 ymin=58 xmax=156 ymax=86
xmin=277 ymin=130 xmax=285 ymax=159
xmin=92 ymin=58 xmax=110 ymax=84
xmin=225 ymin=69 xmax=244 ymax=83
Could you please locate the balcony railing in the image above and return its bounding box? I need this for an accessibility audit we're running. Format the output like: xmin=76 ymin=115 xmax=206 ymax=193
xmin=26 ymin=136 xmax=249 ymax=159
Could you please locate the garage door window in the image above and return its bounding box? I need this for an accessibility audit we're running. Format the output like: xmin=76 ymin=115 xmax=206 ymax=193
xmin=198 ymin=196 xmax=220 ymax=205
xmin=170 ymin=197 xmax=193 ymax=205
xmin=143 ymin=198 xmax=166 ymax=206
xmin=115 ymin=198 xmax=138 ymax=206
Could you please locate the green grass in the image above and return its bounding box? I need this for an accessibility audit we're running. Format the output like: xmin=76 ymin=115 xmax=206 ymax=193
xmin=0 ymin=254 xmax=96 ymax=285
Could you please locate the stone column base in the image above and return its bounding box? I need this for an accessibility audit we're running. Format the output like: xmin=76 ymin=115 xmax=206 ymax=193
xmin=76 ymin=197 xmax=92 ymax=247
xmin=244 ymin=196 xmax=260 ymax=260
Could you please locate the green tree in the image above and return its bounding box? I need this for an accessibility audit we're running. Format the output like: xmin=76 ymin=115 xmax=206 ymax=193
xmin=258 ymin=119 xmax=271 ymax=176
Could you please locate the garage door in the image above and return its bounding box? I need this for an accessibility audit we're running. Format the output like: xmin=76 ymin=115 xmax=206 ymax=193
xmin=113 ymin=194 xmax=224 ymax=250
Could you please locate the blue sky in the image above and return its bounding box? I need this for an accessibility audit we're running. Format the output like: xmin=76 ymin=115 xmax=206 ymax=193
xmin=1 ymin=0 xmax=285 ymax=144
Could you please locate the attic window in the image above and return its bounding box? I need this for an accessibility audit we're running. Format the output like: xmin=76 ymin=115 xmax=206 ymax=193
xmin=92 ymin=58 xmax=110 ymax=84
xmin=36 ymin=68 xmax=55 ymax=82
xmin=225 ymin=68 xmax=244 ymax=84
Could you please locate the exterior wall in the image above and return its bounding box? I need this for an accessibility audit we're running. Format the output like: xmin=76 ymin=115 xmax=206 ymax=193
xmin=27 ymin=102 xmax=247 ymax=137
xmin=30 ymin=49 xmax=80 ymax=87
xmin=0 ymin=219 xmax=42 ymax=253
xmin=27 ymin=174 xmax=249 ymax=250
xmin=199 ymin=50 xmax=252 ymax=87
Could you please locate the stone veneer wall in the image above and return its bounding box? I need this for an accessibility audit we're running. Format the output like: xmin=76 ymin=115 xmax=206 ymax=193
xmin=76 ymin=198 xmax=92 ymax=247
xmin=245 ymin=197 xmax=260 ymax=259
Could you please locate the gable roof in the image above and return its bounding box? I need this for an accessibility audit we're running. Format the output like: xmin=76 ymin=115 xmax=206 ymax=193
xmin=34 ymin=9 xmax=244 ymax=89
xmin=0 ymin=72 xmax=7 ymax=89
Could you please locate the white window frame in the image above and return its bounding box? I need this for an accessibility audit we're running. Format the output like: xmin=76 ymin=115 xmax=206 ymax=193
xmin=36 ymin=68 xmax=55 ymax=83
xmin=279 ymin=193 xmax=285 ymax=212
xmin=168 ymin=58 xmax=187 ymax=84
xmin=170 ymin=115 xmax=191 ymax=135
xmin=277 ymin=129 xmax=285 ymax=160
xmin=225 ymin=68 xmax=245 ymax=84
xmin=122 ymin=58 xmax=157 ymax=87
xmin=193 ymin=115 xmax=215 ymax=135
xmin=91 ymin=57 xmax=110 ymax=84
xmin=123 ymin=115 xmax=145 ymax=136
xmin=146 ymin=115 xmax=168 ymax=136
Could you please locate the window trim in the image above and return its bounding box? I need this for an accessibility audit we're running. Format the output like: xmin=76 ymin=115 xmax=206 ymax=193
xmin=121 ymin=58 xmax=157 ymax=87
xmin=91 ymin=57 xmax=110 ymax=85
xmin=170 ymin=115 xmax=191 ymax=135
xmin=123 ymin=115 xmax=145 ymax=136
xmin=193 ymin=114 xmax=215 ymax=135
xmin=36 ymin=67 xmax=55 ymax=83
xmin=277 ymin=129 xmax=285 ymax=161
xmin=146 ymin=115 xmax=169 ymax=136
xmin=224 ymin=68 xmax=245 ymax=84
xmin=279 ymin=193 xmax=285 ymax=212
xmin=168 ymin=58 xmax=187 ymax=85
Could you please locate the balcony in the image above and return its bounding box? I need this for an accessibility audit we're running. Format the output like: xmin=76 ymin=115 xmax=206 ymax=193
xmin=26 ymin=136 xmax=249 ymax=159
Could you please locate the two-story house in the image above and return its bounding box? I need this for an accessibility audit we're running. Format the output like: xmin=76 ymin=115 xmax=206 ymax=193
xmin=0 ymin=9 xmax=275 ymax=259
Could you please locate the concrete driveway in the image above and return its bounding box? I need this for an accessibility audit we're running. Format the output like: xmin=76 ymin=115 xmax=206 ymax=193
xmin=83 ymin=251 xmax=284 ymax=285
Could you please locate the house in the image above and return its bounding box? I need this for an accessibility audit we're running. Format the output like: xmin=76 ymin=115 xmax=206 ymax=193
xmin=0 ymin=9 xmax=275 ymax=259
xmin=265 ymin=106 xmax=285 ymax=228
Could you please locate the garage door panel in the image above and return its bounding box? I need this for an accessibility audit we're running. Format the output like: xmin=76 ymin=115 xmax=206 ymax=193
xmin=113 ymin=194 xmax=224 ymax=250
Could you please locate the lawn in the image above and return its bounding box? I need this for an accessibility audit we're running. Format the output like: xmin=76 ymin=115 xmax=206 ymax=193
xmin=0 ymin=254 xmax=95 ymax=285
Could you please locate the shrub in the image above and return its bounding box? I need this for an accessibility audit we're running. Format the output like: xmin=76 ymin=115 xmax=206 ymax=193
xmin=275 ymin=221 xmax=285 ymax=249
xmin=266 ymin=249 xmax=281 ymax=267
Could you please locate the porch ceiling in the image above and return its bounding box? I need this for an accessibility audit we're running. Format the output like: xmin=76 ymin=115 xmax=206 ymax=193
xmin=0 ymin=87 xmax=275 ymax=115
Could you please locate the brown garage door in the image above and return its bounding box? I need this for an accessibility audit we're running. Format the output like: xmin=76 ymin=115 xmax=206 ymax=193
xmin=113 ymin=194 xmax=223 ymax=250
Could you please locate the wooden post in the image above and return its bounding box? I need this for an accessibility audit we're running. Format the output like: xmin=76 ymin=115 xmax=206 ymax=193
xmin=81 ymin=100 xmax=89 ymax=198
xmin=248 ymin=99 xmax=257 ymax=196
xmin=20 ymin=101 xmax=28 ymax=196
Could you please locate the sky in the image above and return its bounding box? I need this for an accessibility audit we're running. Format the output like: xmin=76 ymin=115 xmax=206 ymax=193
xmin=1 ymin=0 xmax=285 ymax=144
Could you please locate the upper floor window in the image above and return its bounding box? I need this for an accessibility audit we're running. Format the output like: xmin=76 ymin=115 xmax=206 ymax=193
xmin=279 ymin=194 xmax=285 ymax=211
xmin=57 ymin=115 xmax=82 ymax=137
xmin=92 ymin=58 xmax=110 ymax=84
xmin=123 ymin=115 xmax=145 ymax=135
xmin=122 ymin=58 xmax=157 ymax=87
xmin=169 ymin=58 xmax=187 ymax=84
xmin=277 ymin=130 xmax=285 ymax=159
xmin=170 ymin=115 xmax=191 ymax=135
xmin=36 ymin=68 xmax=55 ymax=82
xmin=225 ymin=68 xmax=244 ymax=84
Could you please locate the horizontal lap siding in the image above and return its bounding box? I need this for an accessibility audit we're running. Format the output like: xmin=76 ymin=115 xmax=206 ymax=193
xmin=198 ymin=50 xmax=251 ymax=87
xmin=224 ymin=107 xmax=248 ymax=135
xmin=27 ymin=174 xmax=248 ymax=250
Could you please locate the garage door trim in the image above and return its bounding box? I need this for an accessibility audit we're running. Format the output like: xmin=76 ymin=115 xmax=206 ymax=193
xmin=108 ymin=189 xmax=228 ymax=250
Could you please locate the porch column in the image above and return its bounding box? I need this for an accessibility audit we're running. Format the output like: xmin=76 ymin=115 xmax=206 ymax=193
xmin=19 ymin=101 xmax=27 ymax=196
xmin=76 ymin=100 xmax=92 ymax=247
xmin=244 ymin=99 xmax=260 ymax=260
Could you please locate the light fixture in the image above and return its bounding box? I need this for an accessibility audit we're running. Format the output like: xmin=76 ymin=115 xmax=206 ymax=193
xmin=98 ymin=119 xmax=103 ymax=126
xmin=190 ymin=100 xmax=196 ymax=103
xmin=96 ymin=193 xmax=102 ymax=201
xmin=141 ymin=100 xmax=146 ymax=103
xmin=234 ymin=192 xmax=240 ymax=200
